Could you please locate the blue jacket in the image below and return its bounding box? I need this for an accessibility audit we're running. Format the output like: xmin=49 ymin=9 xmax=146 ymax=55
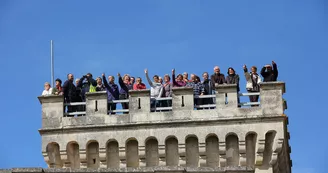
xmin=103 ymin=76 xmax=119 ymax=101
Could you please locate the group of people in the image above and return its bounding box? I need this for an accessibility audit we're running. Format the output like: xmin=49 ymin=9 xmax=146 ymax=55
xmin=41 ymin=61 xmax=278 ymax=116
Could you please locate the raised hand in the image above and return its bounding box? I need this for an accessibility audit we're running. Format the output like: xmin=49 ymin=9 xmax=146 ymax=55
xmin=117 ymin=73 xmax=121 ymax=77
xmin=144 ymin=69 xmax=148 ymax=74
xmin=272 ymin=61 xmax=276 ymax=65
xmin=102 ymin=73 xmax=105 ymax=77
xmin=172 ymin=68 xmax=175 ymax=74
xmin=243 ymin=65 xmax=247 ymax=69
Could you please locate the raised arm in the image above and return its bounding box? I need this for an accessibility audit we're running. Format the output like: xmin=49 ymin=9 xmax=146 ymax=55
xmin=144 ymin=69 xmax=154 ymax=87
xmin=272 ymin=61 xmax=278 ymax=79
xmin=171 ymin=69 xmax=185 ymax=87
xmin=243 ymin=65 xmax=251 ymax=81
xmin=77 ymin=76 xmax=86 ymax=88
xmin=117 ymin=73 xmax=128 ymax=92
xmin=102 ymin=74 xmax=110 ymax=89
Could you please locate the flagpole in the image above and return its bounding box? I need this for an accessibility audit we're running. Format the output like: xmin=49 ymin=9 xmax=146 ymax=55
xmin=51 ymin=40 xmax=54 ymax=87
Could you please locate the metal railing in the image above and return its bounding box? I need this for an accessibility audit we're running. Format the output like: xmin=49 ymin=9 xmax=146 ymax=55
xmin=151 ymin=97 xmax=172 ymax=112
xmin=64 ymin=102 xmax=86 ymax=116
xmin=62 ymin=92 xmax=262 ymax=116
xmin=194 ymin=95 xmax=216 ymax=109
xmin=238 ymin=92 xmax=260 ymax=107
xmin=108 ymin=99 xmax=129 ymax=114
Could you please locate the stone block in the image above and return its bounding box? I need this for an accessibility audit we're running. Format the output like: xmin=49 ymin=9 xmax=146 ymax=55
xmin=172 ymin=87 xmax=194 ymax=111
xmin=129 ymin=89 xmax=151 ymax=114
xmin=42 ymin=117 xmax=62 ymax=128
xmin=86 ymin=91 xmax=108 ymax=115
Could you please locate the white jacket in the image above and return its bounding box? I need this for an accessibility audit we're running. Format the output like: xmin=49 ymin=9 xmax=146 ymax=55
xmin=145 ymin=73 xmax=163 ymax=98
xmin=244 ymin=72 xmax=262 ymax=90
xmin=42 ymin=88 xmax=53 ymax=96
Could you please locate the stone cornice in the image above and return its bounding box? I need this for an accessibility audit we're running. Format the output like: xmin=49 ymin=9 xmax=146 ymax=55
xmin=39 ymin=116 xmax=286 ymax=135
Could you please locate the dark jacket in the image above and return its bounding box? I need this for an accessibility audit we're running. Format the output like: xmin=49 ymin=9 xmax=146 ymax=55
xmin=96 ymin=84 xmax=106 ymax=91
xmin=226 ymin=74 xmax=240 ymax=92
xmin=62 ymin=80 xmax=77 ymax=103
xmin=210 ymin=73 xmax=226 ymax=87
xmin=261 ymin=64 xmax=278 ymax=82
xmin=103 ymin=76 xmax=120 ymax=101
xmin=75 ymin=78 xmax=84 ymax=102
xmin=202 ymin=79 xmax=213 ymax=95
xmin=118 ymin=77 xmax=133 ymax=95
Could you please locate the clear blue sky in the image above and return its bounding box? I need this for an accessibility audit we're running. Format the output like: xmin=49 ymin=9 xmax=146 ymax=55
xmin=0 ymin=0 xmax=326 ymax=172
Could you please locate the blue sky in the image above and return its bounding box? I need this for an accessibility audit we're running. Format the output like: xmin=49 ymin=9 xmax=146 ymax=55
xmin=0 ymin=0 xmax=327 ymax=172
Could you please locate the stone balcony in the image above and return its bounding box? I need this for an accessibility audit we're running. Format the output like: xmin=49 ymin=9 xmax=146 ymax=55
xmin=38 ymin=82 xmax=286 ymax=129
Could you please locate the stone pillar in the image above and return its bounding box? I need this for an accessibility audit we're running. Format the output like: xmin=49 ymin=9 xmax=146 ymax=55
xmin=119 ymin=146 xmax=126 ymax=168
xmin=85 ymin=91 xmax=108 ymax=115
xmin=239 ymin=140 xmax=247 ymax=166
xmin=129 ymin=89 xmax=151 ymax=114
xmin=38 ymin=95 xmax=64 ymax=128
xmin=255 ymin=138 xmax=266 ymax=166
xmin=99 ymin=147 xmax=107 ymax=168
xmin=79 ymin=148 xmax=87 ymax=168
xmin=218 ymin=141 xmax=226 ymax=167
xmin=172 ymin=87 xmax=194 ymax=111
xmin=158 ymin=143 xmax=166 ymax=166
xmin=215 ymin=84 xmax=238 ymax=109
xmin=260 ymin=81 xmax=285 ymax=116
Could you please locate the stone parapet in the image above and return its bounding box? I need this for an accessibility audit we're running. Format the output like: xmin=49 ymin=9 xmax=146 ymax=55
xmin=38 ymin=82 xmax=286 ymax=129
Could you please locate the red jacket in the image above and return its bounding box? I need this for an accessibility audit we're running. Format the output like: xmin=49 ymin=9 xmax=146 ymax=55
xmin=133 ymin=83 xmax=146 ymax=90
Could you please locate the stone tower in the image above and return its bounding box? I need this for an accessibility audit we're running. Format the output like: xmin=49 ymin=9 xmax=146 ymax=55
xmin=35 ymin=81 xmax=291 ymax=173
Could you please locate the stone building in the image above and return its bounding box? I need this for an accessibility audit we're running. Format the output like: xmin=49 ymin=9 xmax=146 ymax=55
xmin=1 ymin=82 xmax=291 ymax=173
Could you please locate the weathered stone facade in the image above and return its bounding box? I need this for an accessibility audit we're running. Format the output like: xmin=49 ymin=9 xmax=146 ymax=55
xmin=0 ymin=82 xmax=291 ymax=173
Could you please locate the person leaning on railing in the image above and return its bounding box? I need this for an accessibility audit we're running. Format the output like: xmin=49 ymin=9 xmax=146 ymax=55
xmin=42 ymin=82 xmax=53 ymax=96
xmin=211 ymin=66 xmax=226 ymax=88
xmin=202 ymin=72 xmax=214 ymax=105
xmin=102 ymin=73 xmax=120 ymax=115
xmin=133 ymin=77 xmax=146 ymax=90
xmin=243 ymin=65 xmax=262 ymax=106
xmin=52 ymin=78 xmax=63 ymax=95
